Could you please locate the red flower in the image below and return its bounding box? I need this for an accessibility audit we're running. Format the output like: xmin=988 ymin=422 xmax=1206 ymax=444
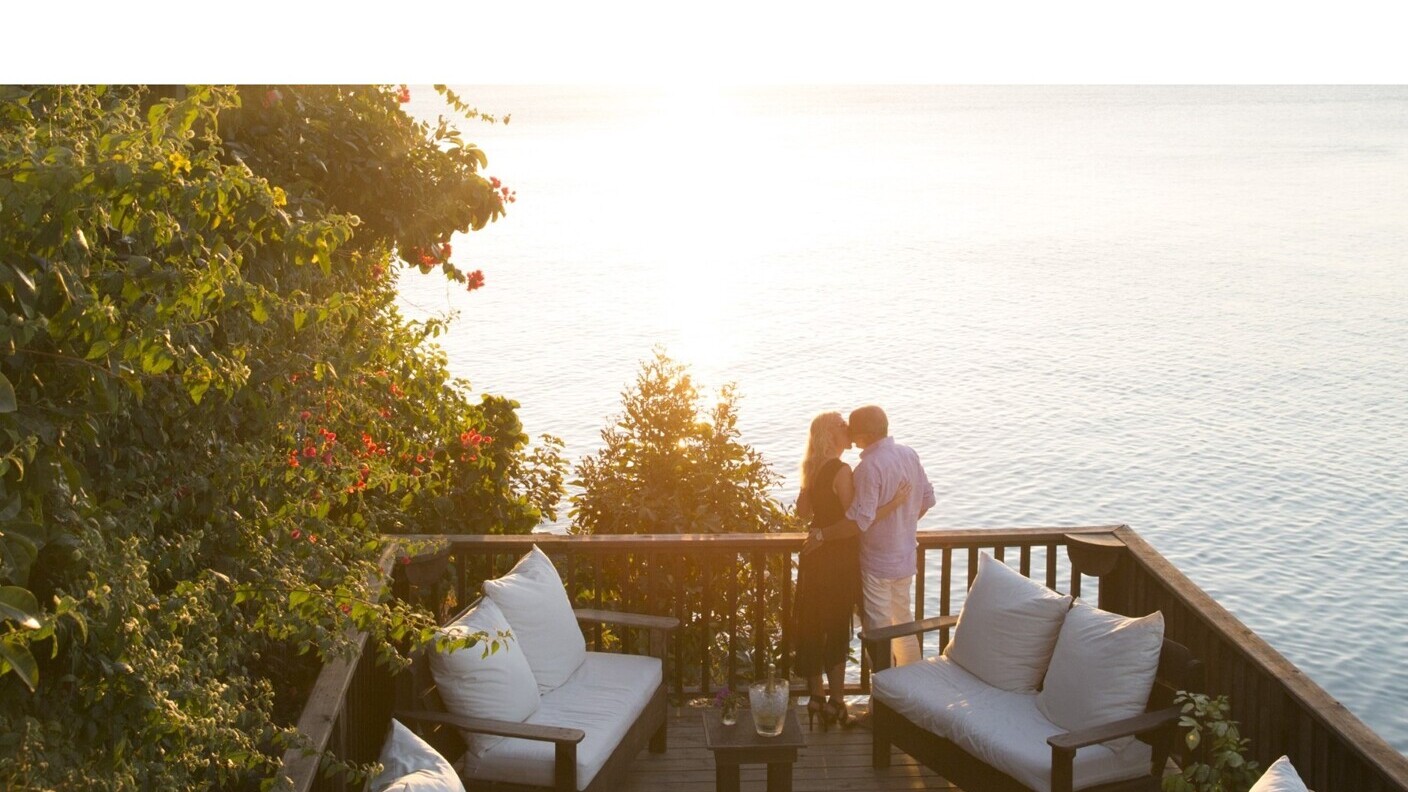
xmin=290 ymin=529 xmax=302 ymax=540
xmin=299 ymin=410 xmax=311 ymax=421
xmin=400 ymin=556 xmax=411 ymax=565
xmin=308 ymin=534 xmax=318 ymax=544
xmin=490 ymin=176 xmax=501 ymax=189
xmin=439 ymin=242 xmax=452 ymax=259
xmin=466 ymin=270 xmax=485 ymax=292
xmin=397 ymin=85 xmax=410 ymax=103
xmin=340 ymin=603 xmax=352 ymax=614
xmin=287 ymin=451 xmax=300 ymax=468
xmin=389 ymin=383 xmax=404 ymax=399
xmin=303 ymin=445 xmax=317 ymax=458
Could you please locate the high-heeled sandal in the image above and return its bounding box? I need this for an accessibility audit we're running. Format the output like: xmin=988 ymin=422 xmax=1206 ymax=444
xmin=806 ymin=696 xmax=833 ymax=731
xmin=827 ymin=697 xmax=854 ymax=729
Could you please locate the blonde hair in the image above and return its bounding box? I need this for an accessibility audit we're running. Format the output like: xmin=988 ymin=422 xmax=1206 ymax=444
xmin=800 ymin=411 xmax=846 ymax=493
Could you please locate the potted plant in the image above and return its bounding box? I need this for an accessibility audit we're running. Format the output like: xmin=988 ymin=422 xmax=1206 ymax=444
xmin=1163 ymin=691 xmax=1262 ymax=792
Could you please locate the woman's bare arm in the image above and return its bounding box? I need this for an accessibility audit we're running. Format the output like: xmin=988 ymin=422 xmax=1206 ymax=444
xmin=875 ymin=480 xmax=913 ymax=521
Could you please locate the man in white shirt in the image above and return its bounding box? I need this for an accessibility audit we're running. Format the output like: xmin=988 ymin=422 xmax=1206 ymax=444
xmin=804 ymin=405 xmax=935 ymax=667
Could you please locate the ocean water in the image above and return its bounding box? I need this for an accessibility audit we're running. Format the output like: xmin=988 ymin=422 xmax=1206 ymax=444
xmin=401 ymin=86 xmax=1408 ymax=752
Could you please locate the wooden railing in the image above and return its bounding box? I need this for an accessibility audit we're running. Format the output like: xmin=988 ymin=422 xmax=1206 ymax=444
xmin=1107 ymin=527 xmax=1408 ymax=792
xmin=285 ymin=526 xmax=1408 ymax=792
xmin=401 ymin=525 xmax=1117 ymax=697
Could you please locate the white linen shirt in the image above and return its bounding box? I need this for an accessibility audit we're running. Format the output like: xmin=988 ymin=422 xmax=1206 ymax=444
xmin=845 ymin=436 xmax=936 ymax=578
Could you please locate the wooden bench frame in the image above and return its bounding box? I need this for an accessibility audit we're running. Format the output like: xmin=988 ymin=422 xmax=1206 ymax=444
xmin=396 ymin=604 xmax=679 ymax=792
xmin=862 ymin=615 xmax=1202 ymax=792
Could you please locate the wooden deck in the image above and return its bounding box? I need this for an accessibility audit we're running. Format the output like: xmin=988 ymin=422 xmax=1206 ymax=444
xmin=620 ymin=698 xmax=959 ymax=792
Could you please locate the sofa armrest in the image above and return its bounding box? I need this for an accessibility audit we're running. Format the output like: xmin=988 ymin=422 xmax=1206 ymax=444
xmin=574 ymin=608 xmax=679 ymax=660
xmin=573 ymin=608 xmax=680 ymax=632
xmin=1047 ymin=705 xmax=1181 ymax=792
xmin=860 ymin=615 xmax=957 ymax=673
xmin=394 ymin=709 xmax=585 ymax=744
xmin=397 ymin=709 xmax=584 ymax=792
xmin=1046 ymin=705 xmax=1181 ymax=752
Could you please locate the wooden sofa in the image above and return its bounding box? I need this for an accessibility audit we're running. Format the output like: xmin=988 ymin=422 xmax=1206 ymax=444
xmin=862 ymin=615 xmax=1202 ymax=792
xmin=395 ymin=605 xmax=678 ymax=792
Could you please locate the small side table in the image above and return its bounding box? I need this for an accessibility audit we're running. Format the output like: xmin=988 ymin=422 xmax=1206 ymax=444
xmin=702 ymin=708 xmax=805 ymax=792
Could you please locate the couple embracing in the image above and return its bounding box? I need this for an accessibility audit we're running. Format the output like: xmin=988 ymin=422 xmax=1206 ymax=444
xmin=794 ymin=405 xmax=934 ymax=730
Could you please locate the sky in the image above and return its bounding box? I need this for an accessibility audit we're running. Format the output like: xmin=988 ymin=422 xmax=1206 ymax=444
xmin=2 ymin=2 xmax=1404 ymax=85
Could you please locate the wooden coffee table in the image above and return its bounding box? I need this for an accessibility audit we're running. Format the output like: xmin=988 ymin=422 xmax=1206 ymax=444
xmin=702 ymin=708 xmax=805 ymax=792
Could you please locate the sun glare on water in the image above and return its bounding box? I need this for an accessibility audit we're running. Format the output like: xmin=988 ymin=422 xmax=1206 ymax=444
xmin=625 ymin=85 xmax=785 ymax=375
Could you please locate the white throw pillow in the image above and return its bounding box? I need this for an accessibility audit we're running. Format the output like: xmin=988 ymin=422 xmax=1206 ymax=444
xmin=367 ymin=719 xmax=466 ymax=792
xmin=482 ymin=545 xmax=587 ymax=693
xmin=1250 ymin=756 xmax=1311 ymax=792
xmin=943 ymin=552 xmax=1073 ymax=693
xmin=429 ymin=596 xmax=540 ymax=757
xmin=1037 ymin=601 xmax=1165 ymax=752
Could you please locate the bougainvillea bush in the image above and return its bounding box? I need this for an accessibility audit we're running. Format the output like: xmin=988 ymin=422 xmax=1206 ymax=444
xmin=0 ymin=85 xmax=565 ymax=790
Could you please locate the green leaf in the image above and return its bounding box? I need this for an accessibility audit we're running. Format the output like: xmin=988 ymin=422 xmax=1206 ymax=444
xmin=0 ymin=586 xmax=41 ymax=629
xmin=289 ymin=591 xmax=311 ymax=607
xmin=0 ymin=372 xmax=16 ymax=413
xmin=0 ymin=637 xmax=39 ymax=691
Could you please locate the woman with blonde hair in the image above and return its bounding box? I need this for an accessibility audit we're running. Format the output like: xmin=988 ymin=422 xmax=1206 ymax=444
xmin=794 ymin=411 xmax=909 ymax=729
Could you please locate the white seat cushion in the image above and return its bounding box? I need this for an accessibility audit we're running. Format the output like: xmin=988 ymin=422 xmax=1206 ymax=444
xmin=367 ymin=719 xmax=466 ymax=792
xmin=873 ymin=656 xmax=1151 ymax=792
xmin=1251 ymin=756 xmax=1311 ymax=792
xmin=483 ymin=545 xmax=588 ymax=693
xmin=460 ymin=651 xmax=661 ymax=791
xmin=1037 ymin=602 xmax=1164 ymax=752
xmin=943 ymin=552 xmax=1072 ymax=693
xmin=429 ymin=597 xmax=540 ymax=757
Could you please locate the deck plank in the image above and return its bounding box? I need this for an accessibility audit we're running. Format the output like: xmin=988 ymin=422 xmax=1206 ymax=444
xmin=620 ymin=702 xmax=958 ymax=792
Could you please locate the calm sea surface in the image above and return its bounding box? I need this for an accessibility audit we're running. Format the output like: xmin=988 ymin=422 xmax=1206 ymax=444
xmin=401 ymin=86 xmax=1408 ymax=752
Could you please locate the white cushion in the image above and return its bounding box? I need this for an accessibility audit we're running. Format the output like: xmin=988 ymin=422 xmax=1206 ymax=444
xmin=367 ymin=719 xmax=465 ymax=792
xmin=1037 ymin=602 xmax=1164 ymax=753
xmin=1251 ymin=756 xmax=1311 ymax=792
xmin=460 ymin=651 xmax=662 ymax=791
xmin=944 ymin=552 xmax=1073 ymax=692
xmin=873 ymin=657 xmax=1151 ymax=792
xmin=429 ymin=597 xmax=540 ymax=757
xmin=483 ymin=545 xmax=587 ymax=693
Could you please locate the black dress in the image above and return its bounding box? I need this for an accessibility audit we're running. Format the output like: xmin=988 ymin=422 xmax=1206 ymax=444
xmin=794 ymin=458 xmax=861 ymax=677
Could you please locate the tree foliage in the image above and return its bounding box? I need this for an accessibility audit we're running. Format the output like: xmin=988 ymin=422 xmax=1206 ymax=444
xmin=0 ymin=84 xmax=565 ymax=790
xmin=570 ymin=349 xmax=789 ymax=535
